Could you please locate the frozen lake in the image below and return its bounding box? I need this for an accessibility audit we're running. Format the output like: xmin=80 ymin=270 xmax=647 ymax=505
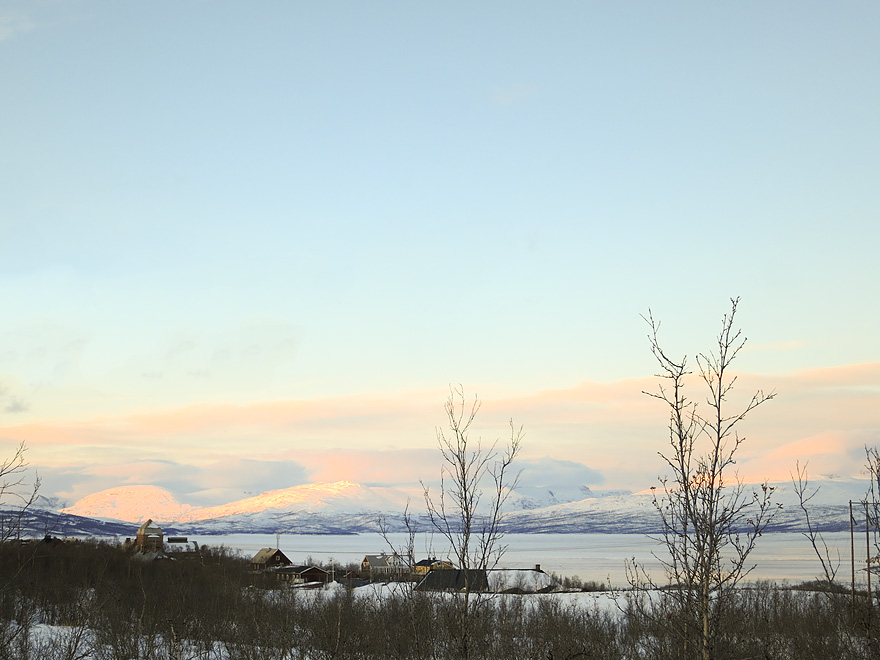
xmin=192 ymin=531 xmax=860 ymax=588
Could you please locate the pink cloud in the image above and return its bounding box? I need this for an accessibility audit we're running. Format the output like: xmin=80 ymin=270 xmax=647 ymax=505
xmin=294 ymin=448 xmax=438 ymax=485
xmin=2 ymin=362 xmax=877 ymax=498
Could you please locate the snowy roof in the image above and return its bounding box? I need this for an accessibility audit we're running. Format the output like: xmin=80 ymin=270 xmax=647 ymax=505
xmin=363 ymin=554 xmax=407 ymax=568
xmin=131 ymin=550 xmax=168 ymax=562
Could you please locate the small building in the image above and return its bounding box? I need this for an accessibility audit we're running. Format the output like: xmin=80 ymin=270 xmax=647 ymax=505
xmin=251 ymin=548 xmax=292 ymax=571
xmin=275 ymin=565 xmax=330 ymax=584
xmin=416 ymin=565 xmax=556 ymax=593
xmin=135 ymin=519 xmax=164 ymax=552
xmin=414 ymin=558 xmax=455 ymax=575
xmin=415 ymin=569 xmax=489 ymax=593
xmin=361 ymin=553 xmax=410 ymax=578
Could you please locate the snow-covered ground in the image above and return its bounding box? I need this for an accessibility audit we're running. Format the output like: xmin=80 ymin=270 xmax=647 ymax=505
xmin=259 ymin=578 xmax=629 ymax=619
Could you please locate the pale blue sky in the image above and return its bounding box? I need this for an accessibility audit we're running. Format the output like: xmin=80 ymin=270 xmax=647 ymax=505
xmin=1 ymin=2 xmax=878 ymax=503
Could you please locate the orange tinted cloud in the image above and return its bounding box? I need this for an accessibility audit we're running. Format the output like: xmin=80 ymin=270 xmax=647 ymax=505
xmin=3 ymin=362 xmax=877 ymax=498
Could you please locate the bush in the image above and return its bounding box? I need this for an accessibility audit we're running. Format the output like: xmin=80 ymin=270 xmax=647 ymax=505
xmin=0 ymin=538 xmax=877 ymax=659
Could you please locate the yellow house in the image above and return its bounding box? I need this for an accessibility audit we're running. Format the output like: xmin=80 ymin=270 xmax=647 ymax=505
xmin=413 ymin=558 xmax=454 ymax=575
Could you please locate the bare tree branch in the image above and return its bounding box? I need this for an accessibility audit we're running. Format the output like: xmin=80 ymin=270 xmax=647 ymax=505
xmin=791 ymin=461 xmax=840 ymax=586
xmin=421 ymin=385 xmax=523 ymax=660
xmin=631 ymin=298 xmax=778 ymax=660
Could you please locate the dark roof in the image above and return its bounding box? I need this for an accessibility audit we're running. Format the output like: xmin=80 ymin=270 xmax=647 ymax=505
xmin=415 ymin=569 xmax=489 ymax=593
xmin=280 ymin=565 xmax=329 ymax=575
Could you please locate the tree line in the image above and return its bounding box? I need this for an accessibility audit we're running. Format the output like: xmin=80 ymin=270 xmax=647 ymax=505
xmin=0 ymin=536 xmax=872 ymax=660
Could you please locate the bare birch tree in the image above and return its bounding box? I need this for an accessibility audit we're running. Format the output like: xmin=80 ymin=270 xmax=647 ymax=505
xmin=629 ymin=297 xmax=778 ymax=660
xmin=0 ymin=441 xmax=40 ymax=542
xmin=791 ymin=461 xmax=841 ymax=587
xmin=793 ymin=452 xmax=880 ymax=656
xmin=422 ymin=385 xmax=523 ymax=660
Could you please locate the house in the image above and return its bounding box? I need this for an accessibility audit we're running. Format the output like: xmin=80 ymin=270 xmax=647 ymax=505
xmin=414 ymin=558 xmax=455 ymax=575
xmin=251 ymin=548 xmax=292 ymax=571
xmin=135 ymin=519 xmax=164 ymax=552
xmin=361 ymin=553 xmax=410 ymax=578
xmin=415 ymin=565 xmax=557 ymax=593
xmin=415 ymin=569 xmax=489 ymax=593
xmin=275 ymin=565 xmax=330 ymax=584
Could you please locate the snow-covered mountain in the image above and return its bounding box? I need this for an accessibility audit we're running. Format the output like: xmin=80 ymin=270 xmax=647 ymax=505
xmin=502 ymin=475 xmax=866 ymax=534
xmin=178 ymin=481 xmax=411 ymax=522
xmin=61 ymin=485 xmax=197 ymax=522
xmin=58 ymin=481 xmax=414 ymax=526
xmin=508 ymin=484 xmax=601 ymax=510
xmin=32 ymin=474 xmax=873 ymax=537
xmin=31 ymin=494 xmax=70 ymax=512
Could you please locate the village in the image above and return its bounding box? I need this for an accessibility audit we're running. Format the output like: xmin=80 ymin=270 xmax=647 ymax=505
xmin=125 ymin=518 xmax=560 ymax=594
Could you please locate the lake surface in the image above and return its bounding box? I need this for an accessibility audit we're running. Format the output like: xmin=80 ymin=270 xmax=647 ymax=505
xmin=196 ymin=531 xmax=861 ymax=587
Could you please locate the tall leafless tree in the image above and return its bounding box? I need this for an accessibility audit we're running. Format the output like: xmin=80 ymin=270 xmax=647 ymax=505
xmin=629 ymin=298 xmax=778 ymax=660
xmin=791 ymin=461 xmax=841 ymax=586
xmin=0 ymin=441 xmax=40 ymax=542
xmin=422 ymin=385 xmax=523 ymax=660
xmin=793 ymin=451 xmax=880 ymax=656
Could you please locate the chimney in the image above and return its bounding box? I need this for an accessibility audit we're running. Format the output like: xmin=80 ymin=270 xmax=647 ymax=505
xmin=535 ymin=564 xmax=541 ymax=572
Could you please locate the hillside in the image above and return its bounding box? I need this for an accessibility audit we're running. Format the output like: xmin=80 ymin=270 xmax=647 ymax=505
xmin=16 ymin=474 xmax=865 ymax=538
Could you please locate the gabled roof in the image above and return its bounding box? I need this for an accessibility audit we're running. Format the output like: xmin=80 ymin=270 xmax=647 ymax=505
xmin=279 ymin=565 xmax=329 ymax=575
xmin=251 ymin=548 xmax=291 ymax=565
xmin=363 ymin=554 xmax=391 ymax=568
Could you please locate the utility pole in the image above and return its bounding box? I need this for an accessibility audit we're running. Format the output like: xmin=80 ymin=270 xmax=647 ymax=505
xmin=851 ymin=500 xmax=856 ymax=618
xmin=868 ymin=501 xmax=873 ymax=626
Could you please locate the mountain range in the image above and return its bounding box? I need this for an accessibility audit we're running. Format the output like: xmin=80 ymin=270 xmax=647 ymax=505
xmin=8 ymin=475 xmax=864 ymax=538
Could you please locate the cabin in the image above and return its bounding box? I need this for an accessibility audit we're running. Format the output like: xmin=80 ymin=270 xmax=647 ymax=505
xmin=414 ymin=558 xmax=454 ymax=575
xmin=361 ymin=553 xmax=409 ymax=578
xmin=416 ymin=565 xmax=556 ymax=593
xmin=251 ymin=548 xmax=292 ymax=571
xmin=275 ymin=565 xmax=330 ymax=584
xmin=415 ymin=569 xmax=489 ymax=593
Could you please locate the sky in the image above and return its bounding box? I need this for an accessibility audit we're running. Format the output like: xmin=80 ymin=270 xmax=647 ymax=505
xmin=1 ymin=1 xmax=878 ymax=507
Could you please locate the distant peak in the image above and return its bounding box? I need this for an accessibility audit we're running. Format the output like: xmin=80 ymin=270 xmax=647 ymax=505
xmin=61 ymin=485 xmax=195 ymax=523
xmin=58 ymin=479 xmax=414 ymax=526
